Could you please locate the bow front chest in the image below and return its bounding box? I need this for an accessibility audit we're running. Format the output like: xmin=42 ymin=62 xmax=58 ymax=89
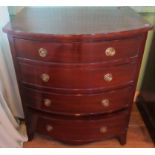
xmin=3 ymin=7 xmax=152 ymax=145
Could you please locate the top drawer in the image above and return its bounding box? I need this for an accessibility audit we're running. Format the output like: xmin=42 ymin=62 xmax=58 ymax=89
xmin=14 ymin=37 xmax=142 ymax=63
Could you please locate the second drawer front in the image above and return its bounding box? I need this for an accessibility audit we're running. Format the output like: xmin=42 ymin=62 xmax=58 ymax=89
xmin=22 ymin=87 xmax=133 ymax=115
xmin=35 ymin=110 xmax=129 ymax=143
xmin=18 ymin=61 xmax=137 ymax=90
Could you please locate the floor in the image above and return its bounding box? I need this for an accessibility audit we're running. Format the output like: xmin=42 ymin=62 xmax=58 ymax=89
xmin=23 ymin=103 xmax=154 ymax=148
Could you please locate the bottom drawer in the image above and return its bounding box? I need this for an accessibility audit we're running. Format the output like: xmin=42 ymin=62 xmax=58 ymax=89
xmin=35 ymin=110 xmax=129 ymax=144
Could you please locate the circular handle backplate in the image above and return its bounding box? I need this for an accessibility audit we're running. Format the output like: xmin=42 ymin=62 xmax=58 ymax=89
xmin=46 ymin=125 xmax=53 ymax=132
xmin=100 ymin=126 xmax=107 ymax=133
xmin=38 ymin=48 xmax=48 ymax=57
xmin=105 ymin=47 xmax=116 ymax=56
xmin=44 ymin=99 xmax=52 ymax=107
xmin=104 ymin=73 xmax=113 ymax=82
xmin=41 ymin=73 xmax=50 ymax=82
xmin=101 ymin=99 xmax=110 ymax=107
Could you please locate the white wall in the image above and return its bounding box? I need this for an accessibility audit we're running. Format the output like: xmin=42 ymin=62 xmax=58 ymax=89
xmin=8 ymin=6 xmax=24 ymax=16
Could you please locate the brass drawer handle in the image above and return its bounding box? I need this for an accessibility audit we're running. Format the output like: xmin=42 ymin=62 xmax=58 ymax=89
xmin=100 ymin=126 xmax=107 ymax=133
xmin=38 ymin=48 xmax=48 ymax=57
xmin=44 ymin=99 xmax=52 ymax=107
xmin=46 ymin=125 xmax=53 ymax=132
xmin=101 ymin=99 xmax=109 ymax=107
xmin=105 ymin=47 xmax=116 ymax=56
xmin=41 ymin=73 xmax=50 ymax=82
xmin=104 ymin=73 xmax=113 ymax=82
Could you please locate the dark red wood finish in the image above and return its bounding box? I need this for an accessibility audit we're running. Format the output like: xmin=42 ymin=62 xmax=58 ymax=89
xmin=35 ymin=110 xmax=129 ymax=144
xmin=14 ymin=37 xmax=142 ymax=63
xmin=3 ymin=7 xmax=152 ymax=145
xmin=22 ymin=86 xmax=133 ymax=115
xmin=3 ymin=7 xmax=151 ymax=41
xmin=18 ymin=60 xmax=137 ymax=90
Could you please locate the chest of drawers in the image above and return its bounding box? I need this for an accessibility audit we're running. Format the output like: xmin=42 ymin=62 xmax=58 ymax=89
xmin=3 ymin=7 xmax=152 ymax=145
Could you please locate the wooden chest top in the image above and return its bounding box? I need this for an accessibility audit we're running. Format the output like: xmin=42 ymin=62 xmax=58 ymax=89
xmin=3 ymin=7 xmax=151 ymax=40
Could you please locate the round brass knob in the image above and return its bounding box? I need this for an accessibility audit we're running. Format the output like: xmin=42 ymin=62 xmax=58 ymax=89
xmin=46 ymin=125 xmax=53 ymax=132
xmin=38 ymin=48 xmax=48 ymax=57
xmin=104 ymin=73 xmax=113 ymax=82
xmin=105 ymin=47 xmax=116 ymax=56
xmin=44 ymin=99 xmax=52 ymax=107
xmin=41 ymin=73 xmax=50 ymax=82
xmin=101 ymin=99 xmax=109 ymax=107
xmin=100 ymin=126 xmax=107 ymax=133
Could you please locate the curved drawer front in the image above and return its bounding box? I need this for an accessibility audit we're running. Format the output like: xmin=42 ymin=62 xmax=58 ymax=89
xmin=22 ymin=86 xmax=132 ymax=115
xmin=14 ymin=37 xmax=141 ymax=63
xmin=18 ymin=61 xmax=137 ymax=90
xmin=35 ymin=110 xmax=128 ymax=143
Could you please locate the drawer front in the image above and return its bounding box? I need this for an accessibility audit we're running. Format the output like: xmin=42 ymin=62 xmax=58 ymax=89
xmin=18 ymin=61 xmax=137 ymax=90
xmin=15 ymin=39 xmax=78 ymax=63
xmin=14 ymin=37 xmax=142 ymax=63
xmin=22 ymin=86 xmax=133 ymax=115
xmin=36 ymin=110 xmax=128 ymax=143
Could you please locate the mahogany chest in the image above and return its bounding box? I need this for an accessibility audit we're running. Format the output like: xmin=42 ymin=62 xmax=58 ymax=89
xmin=3 ymin=7 xmax=152 ymax=145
